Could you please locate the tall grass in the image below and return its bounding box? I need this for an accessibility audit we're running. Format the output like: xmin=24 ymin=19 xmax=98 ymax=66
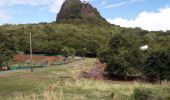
xmin=12 ymin=79 xmax=170 ymax=100
xmin=0 ymin=58 xmax=169 ymax=100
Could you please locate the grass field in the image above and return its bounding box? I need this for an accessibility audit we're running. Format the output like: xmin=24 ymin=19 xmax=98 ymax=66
xmin=0 ymin=58 xmax=170 ymax=100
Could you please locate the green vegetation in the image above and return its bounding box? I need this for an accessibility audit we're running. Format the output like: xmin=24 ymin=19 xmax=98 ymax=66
xmin=0 ymin=58 xmax=169 ymax=100
xmin=98 ymin=29 xmax=170 ymax=81
xmin=100 ymin=30 xmax=146 ymax=78
xmin=0 ymin=21 xmax=169 ymax=81
xmin=132 ymin=87 xmax=170 ymax=100
xmin=132 ymin=88 xmax=152 ymax=100
xmin=0 ymin=33 xmax=13 ymax=67
xmin=61 ymin=47 xmax=76 ymax=57
xmin=0 ymin=0 xmax=169 ymax=99
xmin=0 ymin=23 xmax=120 ymax=56
xmin=143 ymin=49 xmax=170 ymax=83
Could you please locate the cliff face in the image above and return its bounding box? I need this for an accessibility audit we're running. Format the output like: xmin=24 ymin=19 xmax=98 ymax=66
xmin=81 ymin=3 xmax=97 ymax=16
xmin=56 ymin=0 xmax=108 ymax=24
xmin=57 ymin=0 xmax=81 ymax=21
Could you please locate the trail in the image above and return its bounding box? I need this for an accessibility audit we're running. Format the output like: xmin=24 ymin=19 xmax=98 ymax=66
xmin=0 ymin=59 xmax=94 ymax=77
xmin=0 ymin=70 xmax=25 ymax=77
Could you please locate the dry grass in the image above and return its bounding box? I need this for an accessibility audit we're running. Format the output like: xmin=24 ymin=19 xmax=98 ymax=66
xmin=0 ymin=58 xmax=169 ymax=100
xmin=11 ymin=79 xmax=170 ymax=100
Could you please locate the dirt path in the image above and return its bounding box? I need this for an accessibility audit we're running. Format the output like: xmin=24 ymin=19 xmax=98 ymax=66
xmin=0 ymin=59 xmax=94 ymax=77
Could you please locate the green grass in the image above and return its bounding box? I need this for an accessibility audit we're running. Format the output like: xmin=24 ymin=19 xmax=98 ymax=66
xmin=0 ymin=58 xmax=170 ymax=100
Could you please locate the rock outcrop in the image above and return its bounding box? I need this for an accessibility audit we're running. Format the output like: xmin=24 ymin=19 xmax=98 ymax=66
xmin=56 ymin=0 xmax=108 ymax=24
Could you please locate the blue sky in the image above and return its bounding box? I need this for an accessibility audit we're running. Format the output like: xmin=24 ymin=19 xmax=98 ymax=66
xmin=95 ymin=0 xmax=170 ymax=19
xmin=0 ymin=0 xmax=170 ymax=31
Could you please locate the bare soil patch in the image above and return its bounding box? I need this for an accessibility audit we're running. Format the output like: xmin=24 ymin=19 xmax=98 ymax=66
xmin=18 ymin=74 xmax=33 ymax=79
xmin=80 ymin=61 xmax=149 ymax=82
xmin=80 ymin=61 xmax=106 ymax=80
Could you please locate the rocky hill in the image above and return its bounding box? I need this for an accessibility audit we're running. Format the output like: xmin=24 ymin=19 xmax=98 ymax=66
xmin=56 ymin=0 xmax=108 ymax=24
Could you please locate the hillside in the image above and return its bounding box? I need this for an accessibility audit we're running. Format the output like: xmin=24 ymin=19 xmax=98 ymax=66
xmin=0 ymin=0 xmax=169 ymax=57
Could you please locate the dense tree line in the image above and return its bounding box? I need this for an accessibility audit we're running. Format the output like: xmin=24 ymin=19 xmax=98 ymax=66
xmin=0 ymin=23 xmax=118 ymax=56
xmin=143 ymin=49 xmax=170 ymax=82
xmin=98 ymin=29 xmax=170 ymax=82
xmin=0 ymin=32 xmax=13 ymax=67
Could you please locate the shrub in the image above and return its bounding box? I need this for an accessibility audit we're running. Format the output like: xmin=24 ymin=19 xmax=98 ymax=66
xmin=61 ymin=47 xmax=76 ymax=57
xmin=132 ymin=88 xmax=152 ymax=100
xmin=0 ymin=39 xmax=13 ymax=67
xmin=100 ymin=31 xmax=148 ymax=79
xmin=143 ymin=49 xmax=170 ymax=83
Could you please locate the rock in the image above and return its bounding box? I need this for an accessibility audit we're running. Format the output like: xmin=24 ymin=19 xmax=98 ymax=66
xmin=56 ymin=0 xmax=108 ymax=24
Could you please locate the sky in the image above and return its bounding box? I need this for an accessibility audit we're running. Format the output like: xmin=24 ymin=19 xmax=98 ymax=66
xmin=0 ymin=0 xmax=170 ymax=31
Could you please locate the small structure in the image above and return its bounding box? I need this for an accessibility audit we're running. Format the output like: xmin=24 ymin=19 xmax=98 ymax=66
xmin=0 ymin=66 xmax=8 ymax=71
xmin=140 ymin=45 xmax=149 ymax=51
xmin=74 ymin=57 xmax=81 ymax=60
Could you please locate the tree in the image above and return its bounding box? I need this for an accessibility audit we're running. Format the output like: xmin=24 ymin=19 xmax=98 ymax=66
xmin=143 ymin=49 xmax=170 ymax=83
xmin=99 ymin=31 xmax=148 ymax=79
xmin=61 ymin=47 xmax=76 ymax=57
xmin=69 ymin=48 xmax=76 ymax=57
xmin=0 ymin=32 xmax=14 ymax=67
xmin=86 ymin=40 xmax=100 ymax=57
xmin=0 ymin=42 xmax=13 ymax=67
xmin=77 ymin=48 xmax=87 ymax=57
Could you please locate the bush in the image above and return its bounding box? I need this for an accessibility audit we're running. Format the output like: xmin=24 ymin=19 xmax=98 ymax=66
xmin=61 ymin=47 xmax=75 ymax=57
xmin=132 ymin=88 xmax=152 ymax=100
xmin=0 ymin=37 xmax=13 ymax=67
xmin=143 ymin=49 xmax=170 ymax=83
xmin=100 ymin=31 xmax=148 ymax=79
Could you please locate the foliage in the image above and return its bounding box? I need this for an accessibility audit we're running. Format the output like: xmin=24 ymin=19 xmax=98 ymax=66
xmin=98 ymin=28 xmax=170 ymax=80
xmin=0 ymin=23 xmax=119 ymax=57
xmin=143 ymin=49 xmax=170 ymax=82
xmin=0 ymin=15 xmax=169 ymax=79
xmin=132 ymin=88 xmax=152 ymax=100
xmin=99 ymin=29 xmax=148 ymax=78
xmin=61 ymin=47 xmax=76 ymax=57
xmin=0 ymin=49 xmax=13 ymax=67
xmin=76 ymin=47 xmax=87 ymax=57
xmin=0 ymin=33 xmax=13 ymax=67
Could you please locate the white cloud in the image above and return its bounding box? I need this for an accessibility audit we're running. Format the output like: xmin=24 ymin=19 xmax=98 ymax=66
xmin=0 ymin=0 xmax=94 ymax=25
xmin=0 ymin=0 xmax=65 ymax=14
xmin=107 ymin=7 xmax=170 ymax=31
xmin=0 ymin=0 xmax=47 ymax=6
xmin=99 ymin=0 xmax=107 ymax=6
xmin=0 ymin=0 xmax=93 ymax=14
xmin=104 ymin=2 xmax=126 ymax=9
xmin=49 ymin=0 xmax=93 ymax=13
xmin=129 ymin=0 xmax=143 ymax=4
xmin=48 ymin=0 xmax=65 ymax=13
xmin=103 ymin=0 xmax=144 ymax=9
xmin=81 ymin=0 xmax=91 ymax=2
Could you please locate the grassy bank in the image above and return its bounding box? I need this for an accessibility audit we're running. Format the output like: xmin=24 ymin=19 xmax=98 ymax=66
xmin=0 ymin=58 xmax=169 ymax=100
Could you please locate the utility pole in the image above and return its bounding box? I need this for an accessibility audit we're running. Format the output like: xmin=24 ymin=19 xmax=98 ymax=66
xmin=30 ymin=32 xmax=33 ymax=72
